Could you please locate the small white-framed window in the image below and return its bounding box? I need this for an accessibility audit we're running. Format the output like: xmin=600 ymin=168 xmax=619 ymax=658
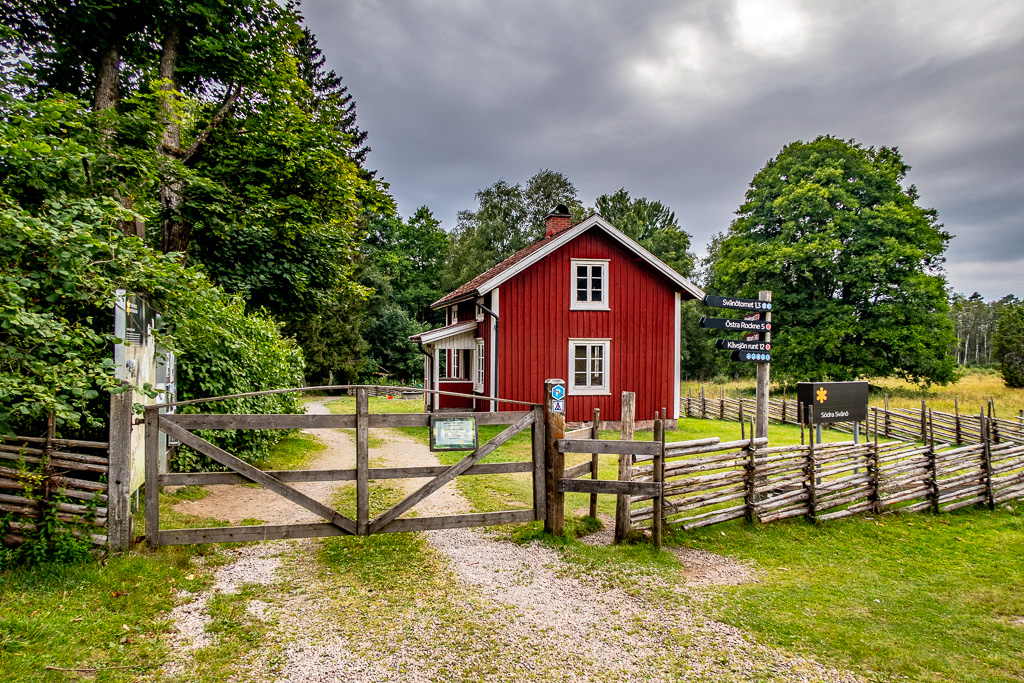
xmin=451 ymin=305 xmax=458 ymax=324
xmin=451 ymin=349 xmax=462 ymax=379
xmin=568 ymin=339 xmax=610 ymax=395
xmin=474 ymin=339 xmax=485 ymax=392
xmin=570 ymin=259 xmax=609 ymax=310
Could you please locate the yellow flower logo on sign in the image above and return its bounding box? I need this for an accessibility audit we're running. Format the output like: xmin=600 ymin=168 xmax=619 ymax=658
xmin=816 ymin=387 xmax=828 ymax=403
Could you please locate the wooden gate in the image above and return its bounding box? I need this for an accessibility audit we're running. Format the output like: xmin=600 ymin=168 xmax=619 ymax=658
xmin=144 ymin=386 xmax=544 ymax=547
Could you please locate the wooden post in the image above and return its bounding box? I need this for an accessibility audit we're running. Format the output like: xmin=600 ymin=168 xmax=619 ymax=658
xmin=929 ymin=411 xmax=940 ymax=514
xmin=989 ymin=400 xmax=1001 ymax=444
xmin=532 ymin=405 xmax=546 ymax=522
xmin=652 ymin=412 xmax=664 ymax=549
xmin=700 ymin=385 xmax=706 ymax=420
xmin=982 ymin=411 xmax=995 ymax=510
xmin=805 ymin=405 xmax=816 ymax=523
xmin=589 ymin=407 xmax=600 ymax=519
xmin=870 ymin=408 xmax=881 ymax=514
xmin=920 ymin=399 xmax=927 ymax=444
xmin=954 ymin=397 xmax=962 ymax=446
xmin=799 ymin=400 xmax=805 ymax=445
xmin=614 ymin=391 xmax=635 ymax=543
xmin=744 ymin=418 xmax=756 ymax=524
xmin=739 ymin=400 xmax=745 ymax=440
xmin=544 ymin=379 xmax=566 ymax=536
xmin=108 ymin=387 xmax=134 ymax=552
xmin=755 ymin=290 xmax=772 ymax=439
xmin=144 ymin=405 xmax=160 ymax=549
xmin=356 ymin=387 xmax=369 ymax=535
xmin=883 ymin=394 xmax=890 ymax=438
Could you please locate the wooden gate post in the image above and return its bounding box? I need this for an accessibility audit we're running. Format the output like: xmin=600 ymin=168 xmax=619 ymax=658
xmin=144 ymin=404 xmax=160 ymax=548
xmin=614 ymin=391 xmax=635 ymax=543
xmin=652 ymin=412 xmax=664 ymax=549
xmin=532 ymin=405 xmax=546 ymax=522
xmin=107 ymin=386 xmax=134 ymax=551
xmin=589 ymin=407 xmax=600 ymax=519
xmin=356 ymin=387 xmax=369 ymax=536
xmin=543 ymin=379 xmax=566 ymax=536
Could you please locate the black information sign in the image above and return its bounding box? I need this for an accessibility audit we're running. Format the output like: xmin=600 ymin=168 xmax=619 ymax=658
xmin=731 ymin=351 xmax=772 ymax=363
xmin=704 ymin=295 xmax=773 ymax=312
xmin=717 ymin=339 xmax=771 ymax=352
xmin=796 ymin=381 xmax=869 ymax=425
xmin=699 ymin=316 xmax=770 ymax=332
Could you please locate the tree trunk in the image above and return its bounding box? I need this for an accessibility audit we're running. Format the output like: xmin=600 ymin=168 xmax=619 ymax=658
xmin=158 ymin=22 xmax=189 ymax=257
xmin=93 ymin=46 xmax=120 ymax=113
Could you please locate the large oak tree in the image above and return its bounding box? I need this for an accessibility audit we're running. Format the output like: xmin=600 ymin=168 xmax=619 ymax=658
xmin=708 ymin=135 xmax=957 ymax=386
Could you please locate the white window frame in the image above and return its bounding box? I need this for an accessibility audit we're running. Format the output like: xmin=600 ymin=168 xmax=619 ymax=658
xmin=474 ymin=339 xmax=485 ymax=392
xmin=451 ymin=305 xmax=459 ymax=324
xmin=570 ymin=259 xmax=609 ymax=311
xmin=451 ymin=348 xmax=462 ymax=380
xmin=568 ymin=339 xmax=611 ymax=395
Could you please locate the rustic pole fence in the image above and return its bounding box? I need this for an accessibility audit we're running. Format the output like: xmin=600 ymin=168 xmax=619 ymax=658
xmin=588 ymin=407 xmax=600 ymax=519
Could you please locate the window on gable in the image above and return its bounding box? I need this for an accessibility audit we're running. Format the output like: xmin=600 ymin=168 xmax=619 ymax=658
xmin=568 ymin=339 xmax=610 ymax=395
xmin=570 ymin=260 xmax=609 ymax=310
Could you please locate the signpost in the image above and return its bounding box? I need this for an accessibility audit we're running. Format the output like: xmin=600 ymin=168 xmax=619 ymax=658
xmin=702 ymin=291 xmax=773 ymax=438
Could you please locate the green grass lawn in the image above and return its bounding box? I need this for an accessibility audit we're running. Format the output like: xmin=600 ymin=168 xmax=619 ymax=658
xmin=674 ymin=508 xmax=1024 ymax=683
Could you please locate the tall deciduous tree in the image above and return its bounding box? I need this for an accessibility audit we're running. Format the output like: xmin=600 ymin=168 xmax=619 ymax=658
xmin=447 ymin=169 xmax=585 ymax=288
xmin=709 ymin=135 xmax=957 ymax=385
xmin=593 ymin=188 xmax=696 ymax=277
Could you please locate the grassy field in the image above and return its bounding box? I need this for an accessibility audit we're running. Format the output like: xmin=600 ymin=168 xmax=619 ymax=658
xmin=676 ymin=508 xmax=1024 ymax=683
xmin=684 ymin=368 xmax=1024 ymax=416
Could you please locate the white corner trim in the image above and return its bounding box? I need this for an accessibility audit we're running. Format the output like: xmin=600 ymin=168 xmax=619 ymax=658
xmin=490 ymin=288 xmax=499 ymax=412
xmin=674 ymin=292 xmax=681 ymax=420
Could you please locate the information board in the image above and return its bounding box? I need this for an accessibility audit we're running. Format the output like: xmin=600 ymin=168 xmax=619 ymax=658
xmin=796 ymin=381 xmax=869 ymax=425
xmin=430 ymin=416 xmax=479 ymax=452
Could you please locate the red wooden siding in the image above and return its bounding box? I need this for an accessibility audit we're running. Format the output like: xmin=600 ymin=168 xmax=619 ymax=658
xmin=497 ymin=230 xmax=677 ymax=421
xmin=438 ymin=381 xmax=474 ymax=409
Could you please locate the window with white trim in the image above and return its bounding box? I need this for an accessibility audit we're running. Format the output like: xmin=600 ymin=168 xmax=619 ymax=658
xmin=474 ymin=340 xmax=485 ymax=392
xmin=570 ymin=260 xmax=609 ymax=310
xmin=568 ymin=339 xmax=610 ymax=395
xmin=451 ymin=348 xmax=462 ymax=379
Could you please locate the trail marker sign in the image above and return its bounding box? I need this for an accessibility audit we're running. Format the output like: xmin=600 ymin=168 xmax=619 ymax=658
xmin=796 ymin=381 xmax=869 ymax=425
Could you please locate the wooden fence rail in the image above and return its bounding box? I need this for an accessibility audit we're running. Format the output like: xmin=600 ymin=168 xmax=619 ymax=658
xmin=681 ymin=390 xmax=1024 ymax=446
xmin=630 ymin=413 xmax=1024 ymax=535
xmin=1 ymin=415 xmax=110 ymax=550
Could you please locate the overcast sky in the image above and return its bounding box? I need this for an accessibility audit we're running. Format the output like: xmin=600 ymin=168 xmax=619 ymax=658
xmin=300 ymin=0 xmax=1023 ymax=300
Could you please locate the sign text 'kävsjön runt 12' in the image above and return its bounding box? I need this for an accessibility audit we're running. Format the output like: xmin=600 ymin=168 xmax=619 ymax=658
xmin=795 ymin=381 xmax=869 ymax=425
xmin=716 ymin=339 xmax=770 ymax=352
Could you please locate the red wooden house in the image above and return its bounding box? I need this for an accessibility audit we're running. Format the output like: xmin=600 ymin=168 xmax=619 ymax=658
xmin=410 ymin=206 xmax=704 ymax=423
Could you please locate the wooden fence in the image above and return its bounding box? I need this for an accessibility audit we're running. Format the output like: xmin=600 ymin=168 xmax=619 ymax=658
xmin=628 ymin=415 xmax=1024 ymax=534
xmin=682 ymin=388 xmax=1024 ymax=445
xmin=0 ymin=416 xmax=110 ymax=550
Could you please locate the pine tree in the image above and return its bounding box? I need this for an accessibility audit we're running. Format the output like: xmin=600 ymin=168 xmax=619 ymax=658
xmin=295 ymin=27 xmax=370 ymax=168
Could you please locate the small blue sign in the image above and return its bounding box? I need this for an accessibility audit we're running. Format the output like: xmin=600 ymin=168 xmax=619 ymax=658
xmin=552 ymin=399 xmax=565 ymax=413
xmin=551 ymin=385 xmax=565 ymax=401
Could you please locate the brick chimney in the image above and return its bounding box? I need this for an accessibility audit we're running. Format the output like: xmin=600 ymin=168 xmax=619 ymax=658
xmin=544 ymin=204 xmax=572 ymax=238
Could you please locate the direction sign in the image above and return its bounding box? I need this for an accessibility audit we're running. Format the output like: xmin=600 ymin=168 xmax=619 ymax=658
xmin=731 ymin=351 xmax=771 ymax=363
xmin=743 ymin=332 xmax=762 ymax=342
xmin=551 ymin=384 xmax=565 ymax=401
xmin=795 ymin=381 xmax=869 ymax=425
xmin=704 ymin=295 xmax=772 ymax=312
xmin=699 ymin=316 xmax=770 ymax=332
xmin=717 ymin=339 xmax=771 ymax=352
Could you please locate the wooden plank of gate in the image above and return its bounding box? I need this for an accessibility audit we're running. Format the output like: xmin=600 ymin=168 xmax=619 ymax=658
xmin=564 ymin=461 xmax=593 ymax=479
xmin=159 ymin=419 xmax=356 ymax=535
xmin=368 ymin=410 xmax=535 ymax=534
xmin=557 ymin=439 xmax=661 ymax=456
xmin=557 ymin=479 xmax=662 ymax=497
xmin=163 ymin=414 xmax=357 ymax=429
xmin=158 ymin=461 xmax=533 ymax=487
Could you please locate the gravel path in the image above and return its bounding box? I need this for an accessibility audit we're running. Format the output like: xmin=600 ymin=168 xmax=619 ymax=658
xmin=161 ymin=408 xmax=863 ymax=682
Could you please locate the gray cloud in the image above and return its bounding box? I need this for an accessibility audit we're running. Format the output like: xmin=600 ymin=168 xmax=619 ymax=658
xmin=300 ymin=0 xmax=1024 ymax=299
